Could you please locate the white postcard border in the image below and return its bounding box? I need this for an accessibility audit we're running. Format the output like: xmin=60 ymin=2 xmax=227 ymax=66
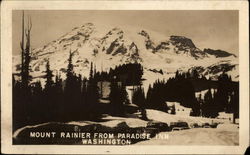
xmin=1 ymin=0 xmax=249 ymax=154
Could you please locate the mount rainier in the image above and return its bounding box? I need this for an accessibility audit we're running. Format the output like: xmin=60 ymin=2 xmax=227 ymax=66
xmin=12 ymin=23 xmax=238 ymax=87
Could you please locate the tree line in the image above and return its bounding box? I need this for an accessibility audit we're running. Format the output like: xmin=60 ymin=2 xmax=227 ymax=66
xmin=94 ymin=63 xmax=144 ymax=85
xmin=13 ymin=13 xmax=144 ymax=130
xmin=132 ymin=69 xmax=239 ymax=119
xmin=13 ymin=49 xmax=145 ymax=130
xmin=13 ymin=33 xmax=143 ymax=130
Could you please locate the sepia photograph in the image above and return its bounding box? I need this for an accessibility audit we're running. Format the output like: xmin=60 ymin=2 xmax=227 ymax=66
xmin=1 ymin=0 xmax=249 ymax=154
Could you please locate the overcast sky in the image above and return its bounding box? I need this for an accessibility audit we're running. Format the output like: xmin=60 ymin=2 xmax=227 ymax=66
xmin=12 ymin=10 xmax=238 ymax=55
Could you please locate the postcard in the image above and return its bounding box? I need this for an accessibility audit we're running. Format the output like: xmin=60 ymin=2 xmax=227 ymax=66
xmin=1 ymin=0 xmax=249 ymax=154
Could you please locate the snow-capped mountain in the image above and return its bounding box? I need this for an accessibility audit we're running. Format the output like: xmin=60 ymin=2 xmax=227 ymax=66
xmin=12 ymin=23 xmax=238 ymax=87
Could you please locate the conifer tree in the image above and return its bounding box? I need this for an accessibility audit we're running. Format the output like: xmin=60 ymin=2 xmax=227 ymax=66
xmin=109 ymin=79 xmax=127 ymax=116
xmin=21 ymin=16 xmax=32 ymax=88
xmin=146 ymin=80 xmax=168 ymax=111
xmin=79 ymin=77 xmax=88 ymax=119
xmin=192 ymin=69 xmax=199 ymax=79
xmin=43 ymin=60 xmax=55 ymax=121
xmin=81 ymin=77 xmax=87 ymax=104
xmin=20 ymin=11 xmax=25 ymax=82
xmin=89 ymin=62 xmax=93 ymax=80
xmin=132 ymin=86 xmax=147 ymax=120
xmin=202 ymin=88 xmax=216 ymax=117
xmin=30 ymin=81 xmax=43 ymax=122
xmin=230 ymin=88 xmax=239 ymax=123
xmin=120 ymin=84 xmax=129 ymax=105
xmin=65 ymin=50 xmax=74 ymax=92
xmin=19 ymin=13 xmax=33 ymax=124
xmin=146 ymin=84 xmax=153 ymax=108
xmin=13 ymin=11 xmax=34 ymax=129
xmin=55 ymin=72 xmax=63 ymax=91
xmin=132 ymin=86 xmax=146 ymax=108
xmin=64 ymin=50 xmax=77 ymax=120
xmin=109 ymin=80 xmax=120 ymax=115
xmin=66 ymin=50 xmax=74 ymax=76
xmin=45 ymin=60 xmax=53 ymax=89
xmin=214 ymin=72 xmax=232 ymax=112
xmin=54 ymin=73 xmax=64 ymax=121
xmin=86 ymin=63 xmax=100 ymax=119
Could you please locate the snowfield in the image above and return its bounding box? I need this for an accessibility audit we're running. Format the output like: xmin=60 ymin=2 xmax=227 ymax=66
xmin=67 ymin=116 xmax=148 ymax=128
xmin=137 ymin=128 xmax=239 ymax=145
xmin=12 ymin=22 xmax=239 ymax=89
xmin=146 ymin=109 xmax=229 ymax=125
xmin=13 ymin=109 xmax=239 ymax=145
xmin=139 ymin=109 xmax=239 ymax=145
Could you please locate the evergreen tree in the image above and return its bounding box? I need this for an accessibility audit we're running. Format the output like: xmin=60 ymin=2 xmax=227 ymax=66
xmin=44 ymin=60 xmax=53 ymax=89
xmin=86 ymin=63 xmax=100 ymax=119
xmin=214 ymin=72 xmax=232 ymax=112
xmin=192 ymin=69 xmax=199 ymax=79
xmin=230 ymin=88 xmax=239 ymax=123
xmin=89 ymin=62 xmax=93 ymax=79
xmin=121 ymin=84 xmax=129 ymax=105
xmin=109 ymin=63 xmax=144 ymax=85
xmin=30 ymin=81 xmax=43 ymax=122
xmin=132 ymin=86 xmax=147 ymax=120
xmin=202 ymin=88 xmax=218 ymax=117
xmin=21 ymin=16 xmax=32 ymax=88
xmin=20 ymin=14 xmax=33 ymax=124
xmin=73 ymin=74 xmax=83 ymax=119
xmin=64 ymin=51 xmax=80 ymax=120
xmin=109 ymin=80 xmax=120 ymax=114
xmin=109 ymin=79 xmax=127 ymax=116
xmin=54 ymin=73 xmax=64 ymax=121
xmin=146 ymin=84 xmax=153 ymax=108
xmin=13 ymin=12 xmax=34 ymax=129
xmin=81 ymin=77 xmax=88 ymax=104
xmin=43 ymin=60 xmax=56 ymax=121
xmin=20 ymin=11 xmax=25 ymax=83
xmin=146 ymin=80 xmax=168 ymax=112
xmin=65 ymin=51 xmax=74 ymax=87
xmin=132 ymin=86 xmax=146 ymax=108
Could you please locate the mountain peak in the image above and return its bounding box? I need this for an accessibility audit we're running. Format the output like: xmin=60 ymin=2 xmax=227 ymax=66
xmin=204 ymin=48 xmax=236 ymax=58
xmin=170 ymin=35 xmax=196 ymax=49
xmin=13 ymin=22 xmax=238 ymax=84
xmin=82 ymin=22 xmax=94 ymax=27
xmin=138 ymin=30 xmax=150 ymax=39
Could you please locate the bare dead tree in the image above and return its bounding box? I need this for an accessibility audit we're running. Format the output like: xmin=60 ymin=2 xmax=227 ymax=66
xmin=20 ymin=11 xmax=25 ymax=81
xmin=21 ymin=13 xmax=32 ymax=87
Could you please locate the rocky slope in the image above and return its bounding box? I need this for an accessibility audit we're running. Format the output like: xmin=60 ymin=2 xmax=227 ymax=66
xmin=12 ymin=23 xmax=238 ymax=87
